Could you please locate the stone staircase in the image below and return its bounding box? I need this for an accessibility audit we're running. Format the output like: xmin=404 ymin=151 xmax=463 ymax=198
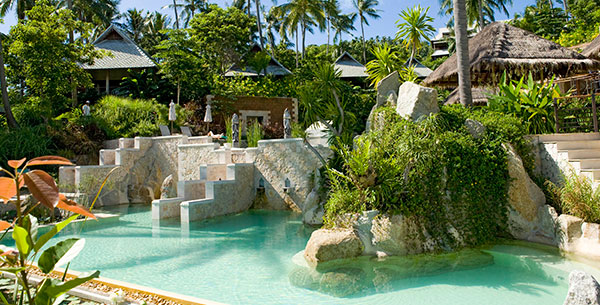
xmin=534 ymin=133 xmax=600 ymax=187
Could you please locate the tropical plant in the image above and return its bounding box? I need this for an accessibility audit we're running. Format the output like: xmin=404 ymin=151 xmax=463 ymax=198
xmin=323 ymin=0 xmax=341 ymax=55
xmin=331 ymin=12 xmax=357 ymax=47
xmin=278 ymin=0 xmax=325 ymax=62
xmin=439 ymin=0 xmax=513 ymax=29
xmin=487 ymin=72 xmax=561 ymax=134
xmin=141 ymin=12 xmax=171 ymax=55
xmin=353 ymin=0 xmax=380 ymax=63
xmin=453 ymin=0 xmax=473 ymax=106
xmin=0 ymin=156 xmax=111 ymax=305
xmin=119 ymin=8 xmax=148 ymax=44
xmin=365 ymin=43 xmax=418 ymax=87
xmin=166 ymin=0 xmax=208 ymax=28
xmin=299 ymin=63 xmax=346 ymax=138
xmin=0 ymin=31 xmax=16 ymax=129
xmin=0 ymin=0 xmax=34 ymax=20
xmin=395 ymin=5 xmax=435 ymax=66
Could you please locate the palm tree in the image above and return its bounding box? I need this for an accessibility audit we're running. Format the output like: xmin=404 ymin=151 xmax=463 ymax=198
xmin=278 ymin=0 xmax=325 ymax=61
xmin=120 ymin=9 xmax=149 ymax=44
xmin=265 ymin=6 xmax=288 ymax=55
xmin=172 ymin=0 xmax=180 ymax=29
xmin=174 ymin=0 xmax=208 ymax=27
xmin=353 ymin=0 xmax=380 ymax=63
xmin=332 ymin=13 xmax=356 ymax=48
xmin=256 ymin=0 xmax=264 ymax=49
xmin=453 ymin=0 xmax=473 ymax=106
xmin=0 ymin=0 xmax=34 ymax=20
xmin=323 ymin=0 xmax=341 ymax=56
xmin=0 ymin=33 xmax=17 ymax=129
xmin=439 ymin=0 xmax=512 ymax=29
xmin=395 ymin=5 xmax=435 ymax=66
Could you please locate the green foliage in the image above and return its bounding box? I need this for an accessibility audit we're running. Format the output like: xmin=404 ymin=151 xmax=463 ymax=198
xmin=93 ymin=95 xmax=189 ymax=138
xmin=0 ymin=126 xmax=54 ymax=167
xmin=188 ymin=5 xmax=254 ymax=74
xmin=487 ymin=72 xmax=562 ymax=135
xmin=511 ymin=4 xmax=568 ymax=41
xmin=547 ymin=170 xmax=600 ymax=223
xmin=211 ymin=75 xmax=298 ymax=98
xmin=246 ymin=120 xmax=263 ymax=147
xmin=325 ymin=105 xmax=532 ymax=247
xmin=247 ymin=51 xmax=272 ymax=75
xmin=395 ymin=5 xmax=435 ymax=63
xmin=8 ymin=0 xmax=103 ymax=114
xmin=365 ymin=42 xmax=417 ymax=87
xmin=115 ymin=69 xmax=176 ymax=104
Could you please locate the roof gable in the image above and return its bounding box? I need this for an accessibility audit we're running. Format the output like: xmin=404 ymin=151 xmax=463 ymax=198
xmin=333 ymin=51 xmax=368 ymax=78
xmin=82 ymin=24 xmax=156 ymax=70
xmin=224 ymin=44 xmax=292 ymax=77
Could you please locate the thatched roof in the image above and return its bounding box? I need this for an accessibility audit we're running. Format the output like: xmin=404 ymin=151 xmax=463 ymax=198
xmin=582 ymin=34 xmax=600 ymax=60
xmin=423 ymin=22 xmax=600 ymax=88
xmin=334 ymin=52 xmax=368 ymax=78
xmin=82 ymin=24 xmax=156 ymax=70
xmin=225 ymin=45 xmax=292 ymax=77
xmin=444 ymin=87 xmax=495 ymax=106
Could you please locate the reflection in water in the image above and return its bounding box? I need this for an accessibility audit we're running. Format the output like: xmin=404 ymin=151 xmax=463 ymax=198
xmin=289 ymin=246 xmax=563 ymax=298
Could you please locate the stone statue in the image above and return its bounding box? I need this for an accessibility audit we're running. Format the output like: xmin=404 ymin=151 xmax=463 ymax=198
xmin=232 ymin=113 xmax=240 ymax=148
xmin=283 ymin=108 xmax=291 ymax=139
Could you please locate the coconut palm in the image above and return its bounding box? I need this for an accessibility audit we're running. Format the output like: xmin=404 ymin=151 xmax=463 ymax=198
xmin=323 ymin=0 xmax=341 ymax=56
xmin=332 ymin=12 xmax=356 ymax=46
xmin=278 ymin=0 xmax=325 ymax=61
xmin=120 ymin=9 xmax=149 ymax=44
xmin=265 ymin=6 xmax=289 ymax=54
xmin=0 ymin=33 xmax=17 ymax=129
xmin=256 ymin=0 xmax=264 ymax=49
xmin=174 ymin=0 xmax=208 ymax=27
xmin=0 ymin=0 xmax=34 ymax=20
xmin=353 ymin=0 xmax=380 ymax=64
xmin=453 ymin=0 xmax=473 ymax=106
xmin=439 ymin=0 xmax=512 ymax=29
xmin=395 ymin=5 xmax=435 ymax=66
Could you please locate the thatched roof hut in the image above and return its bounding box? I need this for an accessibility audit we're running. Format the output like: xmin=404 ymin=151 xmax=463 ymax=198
xmin=444 ymin=87 xmax=495 ymax=106
xmin=423 ymin=22 xmax=600 ymax=88
xmin=225 ymin=45 xmax=292 ymax=77
xmin=582 ymin=35 xmax=600 ymax=60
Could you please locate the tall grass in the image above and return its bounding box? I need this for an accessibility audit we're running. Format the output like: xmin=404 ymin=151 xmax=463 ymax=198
xmin=247 ymin=120 xmax=263 ymax=147
xmin=547 ymin=170 xmax=600 ymax=223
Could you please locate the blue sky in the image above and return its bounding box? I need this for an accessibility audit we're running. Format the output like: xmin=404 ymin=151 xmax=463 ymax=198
xmin=0 ymin=0 xmax=536 ymax=44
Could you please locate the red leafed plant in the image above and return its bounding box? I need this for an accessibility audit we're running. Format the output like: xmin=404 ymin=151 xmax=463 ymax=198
xmin=0 ymin=156 xmax=114 ymax=305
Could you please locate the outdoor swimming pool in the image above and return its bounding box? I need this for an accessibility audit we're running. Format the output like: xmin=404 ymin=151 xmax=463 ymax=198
xmin=5 ymin=205 xmax=600 ymax=305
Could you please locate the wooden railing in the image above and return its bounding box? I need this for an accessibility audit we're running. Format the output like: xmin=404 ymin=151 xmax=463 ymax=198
xmin=553 ymin=93 xmax=599 ymax=133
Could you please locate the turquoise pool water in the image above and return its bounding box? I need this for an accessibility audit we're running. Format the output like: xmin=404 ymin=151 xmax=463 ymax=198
xmin=5 ymin=205 xmax=600 ymax=305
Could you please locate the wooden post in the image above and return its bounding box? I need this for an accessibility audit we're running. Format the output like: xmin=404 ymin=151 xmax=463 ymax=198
xmin=553 ymin=98 xmax=560 ymax=134
xmin=105 ymin=70 xmax=110 ymax=95
xmin=593 ymin=93 xmax=599 ymax=133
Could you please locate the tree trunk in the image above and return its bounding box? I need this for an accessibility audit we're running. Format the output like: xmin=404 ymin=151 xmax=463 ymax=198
xmin=453 ymin=0 xmax=473 ymax=106
xmin=255 ymin=0 xmax=264 ymax=49
xmin=302 ymin=19 xmax=306 ymax=60
xmin=478 ymin=0 xmax=484 ymax=29
xmin=68 ymin=0 xmax=78 ymax=107
xmin=0 ymin=35 xmax=18 ymax=129
xmin=564 ymin=0 xmax=569 ymax=17
xmin=326 ymin=16 xmax=330 ymax=56
xmin=177 ymin=79 xmax=181 ymax=105
xmin=295 ymin=28 xmax=299 ymax=67
xmin=173 ymin=0 xmax=180 ymax=29
xmin=360 ymin=16 xmax=366 ymax=64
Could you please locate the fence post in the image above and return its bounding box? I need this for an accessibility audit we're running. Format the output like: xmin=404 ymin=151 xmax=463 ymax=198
xmin=553 ymin=98 xmax=560 ymax=134
xmin=593 ymin=93 xmax=599 ymax=133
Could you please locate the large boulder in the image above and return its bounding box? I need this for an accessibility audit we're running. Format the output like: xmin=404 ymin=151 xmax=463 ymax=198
xmin=504 ymin=144 xmax=558 ymax=245
xmin=304 ymin=229 xmax=364 ymax=265
xmin=376 ymin=71 xmax=400 ymax=107
xmin=465 ymin=119 xmax=486 ymax=139
xmin=558 ymin=215 xmax=600 ymax=259
xmin=396 ymin=82 xmax=439 ymax=121
xmin=370 ymin=214 xmax=434 ymax=256
xmin=302 ymin=188 xmax=324 ymax=226
xmin=564 ymin=270 xmax=600 ymax=305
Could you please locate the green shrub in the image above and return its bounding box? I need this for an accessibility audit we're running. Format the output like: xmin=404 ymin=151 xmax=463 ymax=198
xmin=211 ymin=75 xmax=298 ymax=98
xmin=93 ymin=96 xmax=190 ymax=138
xmin=547 ymin=170 xmax=600 ymax=223
xmin=325 ymin=105 xmax=532 ymax=247
xmin=247 ymin=120 xmax=263 ymax=147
